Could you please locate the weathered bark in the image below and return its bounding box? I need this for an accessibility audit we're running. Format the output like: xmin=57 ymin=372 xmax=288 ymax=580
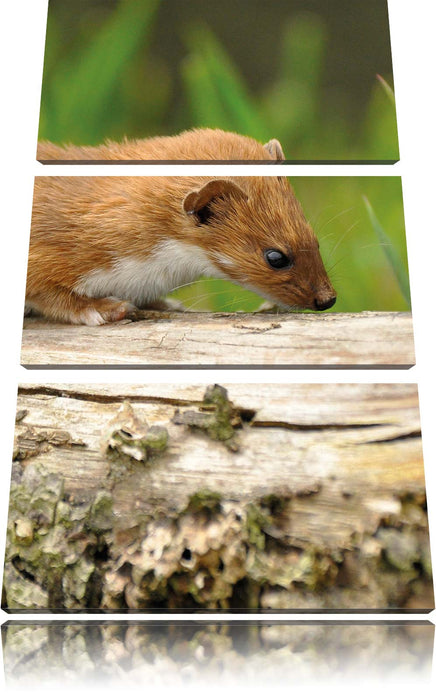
xmin=3 ymin=383 xmax=432 ymax=612
xmin=21 ymin=311 xmax=415 ymax=367
xmin=2 ymin=622 xmax=433 ymax=685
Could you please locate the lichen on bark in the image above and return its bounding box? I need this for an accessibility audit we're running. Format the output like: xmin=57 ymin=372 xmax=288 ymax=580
xmin=3 ymin=455 xmax=433 ymax=611
xmin=4 ymin=461 xmax=114 ymax=610
xmin=172 ymin=384 xmax=245 ymax=451
xmin=3 ymin=384 xmax=433 ymax=612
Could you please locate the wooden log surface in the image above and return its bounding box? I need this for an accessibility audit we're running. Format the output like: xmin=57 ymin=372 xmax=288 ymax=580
xmin=21 ymin=311 xmax=415 ymax=367
xmin=5 ymin=383 xmax=432 ymax=612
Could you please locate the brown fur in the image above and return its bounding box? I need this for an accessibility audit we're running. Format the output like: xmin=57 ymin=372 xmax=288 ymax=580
xmin=28 ymin=132 xmax=336 ymax=325
xmin=37 ymin=128 xmax=284 ymax=162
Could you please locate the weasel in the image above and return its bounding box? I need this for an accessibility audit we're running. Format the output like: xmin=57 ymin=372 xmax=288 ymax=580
xmin=38 ymin=127 xmax=289 ymax=162
xmin=28 ymin=131 xmax=336 ymax=325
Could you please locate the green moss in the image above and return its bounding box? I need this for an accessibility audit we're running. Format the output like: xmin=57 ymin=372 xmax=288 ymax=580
xmin=89 ymin=491 xmax=114 ymax=532
xmin=203 ymin=384 xmax=231 ymax=410
xmin=144 ymin=425 xmax=169 ymax=452
xmin=4 ymin=462 xmax=116 ymax=610
xmin=259 ymin=493 xmax=289 ymax=516
xmin=104 ymin=402 xmax=169 ymax=472
xmin=13 ymin=518 xmax=34 ymax=546
xmin=185 ymin=491 xmax=222 ymax=516
xmin=245 ymin=504 xmax=271 ymax=550
xmin=173 ymin=384 xmax=241 ymax=451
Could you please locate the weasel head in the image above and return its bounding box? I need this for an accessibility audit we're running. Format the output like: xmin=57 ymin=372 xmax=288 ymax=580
xmin=182 ymin=170 xmax=336 ymax=312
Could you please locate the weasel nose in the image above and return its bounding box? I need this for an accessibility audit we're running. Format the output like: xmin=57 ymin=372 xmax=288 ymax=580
xmin=314 ymin=294 xmax=336 ymax=311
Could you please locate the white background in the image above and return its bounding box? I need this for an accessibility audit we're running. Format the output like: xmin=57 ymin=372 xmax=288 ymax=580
xmin=0 ymin=0 xmax=435 ymax=697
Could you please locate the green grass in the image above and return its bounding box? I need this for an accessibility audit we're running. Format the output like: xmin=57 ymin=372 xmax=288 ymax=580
xmin=363 ymin=196 xmax=410 ymax=306
xmin=40 ymin=0 xmax=161 ymax=143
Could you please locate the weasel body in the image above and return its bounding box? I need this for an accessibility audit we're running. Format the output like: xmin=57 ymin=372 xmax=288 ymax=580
xmin=28 ymin=131 xmax=336 ymax=325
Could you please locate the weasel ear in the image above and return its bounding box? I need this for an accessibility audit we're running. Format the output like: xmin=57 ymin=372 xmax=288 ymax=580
xmin=264 ymin=138 xmax=285 ymax=161
xmin=183 ymin=179 xmax=248 ymax=224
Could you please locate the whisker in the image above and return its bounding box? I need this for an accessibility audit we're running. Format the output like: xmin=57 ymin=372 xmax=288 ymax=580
xmin=169 ymin=277 xmax=225 ymax=294
xmin=326 ymin=219 xmax=361 ymax=262
xmin=326 ymin=241 xmax=395 ymax=276
xmin=317 ymin=207 xmax=355 ymax=238
xmin=307 ymin=204 xmax=336 ymax=232
xmin=180 ymin=288 xmax=259 ymax=312
xmin=216 ymin=296 xmax=261 ymax=312
xmin=179 ymin=287 xmax=246 ymax=302
xmin=358 ymin=242 xmax=394 ymax=250
xmin=327 ymin=253 xmax=354 ymax=275
xmin=181 ymin=290 xmax=230 ymax=310
xmin=318 ymin=229 xmax=342 ymax=244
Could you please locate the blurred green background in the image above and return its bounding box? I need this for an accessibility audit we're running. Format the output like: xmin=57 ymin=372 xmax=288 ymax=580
xmin=39 ymin=1 xmax=408 ymax=313
xmin=40 ymin=0 xmax=398 ymax=161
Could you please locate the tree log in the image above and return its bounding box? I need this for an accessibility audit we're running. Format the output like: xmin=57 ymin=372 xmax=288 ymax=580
xmin=4 ymin=383 xmax=432 ymax=612
xmin=21 ymin=311 xmax=415 ymax=367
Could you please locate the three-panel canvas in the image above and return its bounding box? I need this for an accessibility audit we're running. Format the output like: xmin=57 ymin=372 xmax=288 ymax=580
xmin=1 ymin=0 xmax=433 ymax=686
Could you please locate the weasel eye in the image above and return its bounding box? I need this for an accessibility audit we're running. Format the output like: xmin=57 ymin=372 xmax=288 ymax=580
xmin=264 ymin=248 xmax=293 ymax=270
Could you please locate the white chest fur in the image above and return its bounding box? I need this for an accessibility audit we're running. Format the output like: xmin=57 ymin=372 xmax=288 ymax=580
xmin=74 ymin=239 xmax=224 ymax=306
